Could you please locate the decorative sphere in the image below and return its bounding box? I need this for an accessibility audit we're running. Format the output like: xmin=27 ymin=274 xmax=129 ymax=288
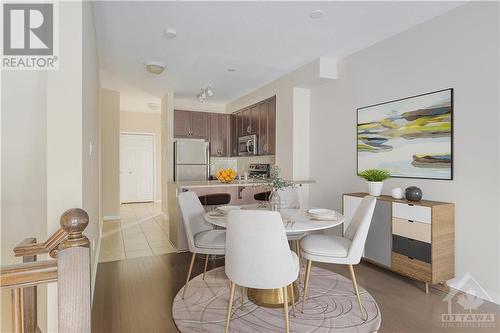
xmin=405 ymin=186 xmax=423 ymax=201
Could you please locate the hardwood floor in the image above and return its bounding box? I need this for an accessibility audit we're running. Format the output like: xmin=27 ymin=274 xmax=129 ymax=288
xmin=92 ymin=252 xmax=500 ymax=333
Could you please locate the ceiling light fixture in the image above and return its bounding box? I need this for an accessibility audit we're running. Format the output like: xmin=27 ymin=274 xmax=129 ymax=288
xmin=164 ymin=28 xmax=177 ymax=39
xmin=144 ymin=61 xmax=166 ymax=75
xmin=310 ymin=10 xmax=324 ymax=19
xmin=227 ymin=68 xmax=236 ymax=72
xmin=197 ymin=85 xmax=214 ymax=103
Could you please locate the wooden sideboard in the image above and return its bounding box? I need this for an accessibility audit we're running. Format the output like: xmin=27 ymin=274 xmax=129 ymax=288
xmin=343 ymin=193 xmax=454 ymax=292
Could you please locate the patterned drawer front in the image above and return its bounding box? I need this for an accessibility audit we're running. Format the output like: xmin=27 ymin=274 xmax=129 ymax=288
xmin=392 ymin=252 xmax=431 ymax=282
xmin=392 ymin=202 xmax=431 ymax=224
xmin=392 ymin=235 xmax=431 ymax=263
xmin=392 ymin=218 xmax=431 ymax=243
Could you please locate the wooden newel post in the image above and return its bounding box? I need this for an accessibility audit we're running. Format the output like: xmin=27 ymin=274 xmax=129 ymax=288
xmin=57 ymin=208 xmax=91 ymax=333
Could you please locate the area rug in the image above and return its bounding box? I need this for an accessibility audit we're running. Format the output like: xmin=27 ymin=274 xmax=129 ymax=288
xmin=172 ymin=266 xmax=381 ymax=332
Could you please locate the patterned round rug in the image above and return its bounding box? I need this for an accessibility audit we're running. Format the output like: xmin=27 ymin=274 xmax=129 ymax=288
xmin=172 ymin=266 xmax=381 ymax=332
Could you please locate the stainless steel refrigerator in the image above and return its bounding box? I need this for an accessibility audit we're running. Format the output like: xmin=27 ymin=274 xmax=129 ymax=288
xmin=174 ymin=140 xmax=210 ymax=181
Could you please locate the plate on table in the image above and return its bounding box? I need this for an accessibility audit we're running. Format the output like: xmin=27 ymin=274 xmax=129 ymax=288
xmin=306 ymin=208 xmax=340 ymax=221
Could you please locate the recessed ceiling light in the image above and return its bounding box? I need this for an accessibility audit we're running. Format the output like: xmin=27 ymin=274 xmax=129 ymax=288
xmin=227 ymin=68 xmax=236 ymax=72
xmin=310 ymin=10 xmax=324 ymax=19
xmin=144 ymin=61 xmax=165 ymax=75
xmin=164 ymin=28 xmax=177 ymax=39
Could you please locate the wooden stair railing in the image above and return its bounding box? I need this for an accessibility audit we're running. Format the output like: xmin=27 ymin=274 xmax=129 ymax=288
xmin=0 ymin=208 xmax=91 ymax=333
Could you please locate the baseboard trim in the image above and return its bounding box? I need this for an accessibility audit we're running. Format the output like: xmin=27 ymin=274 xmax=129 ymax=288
xmin=103 ymin=215 xmax=120 ymax=221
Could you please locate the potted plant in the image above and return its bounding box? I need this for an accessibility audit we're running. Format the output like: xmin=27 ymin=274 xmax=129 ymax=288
xmin=264 ymin=166 xmax=295 ymax=211
xmin=358 ymin=169 xmax=390 ymax=196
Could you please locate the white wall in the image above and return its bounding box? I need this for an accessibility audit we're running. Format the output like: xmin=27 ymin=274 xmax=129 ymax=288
xmin=1 ymin=2 xmax=102 ymax=331
xmin=308 ymin=2 xmax=500 ymax=303
xmin=101 ymin=88 xmax=120 ymax=218
xmin=82 ymin=0 xmax=101 ymax=296
xmin=1 ymin=70 xmax=48 ymax=333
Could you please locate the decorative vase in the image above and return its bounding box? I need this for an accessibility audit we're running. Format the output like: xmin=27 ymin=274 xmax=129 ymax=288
xmin=367 ymin=181 xmax=384 ymax=196
xmin=405 ymin=186 xmax=423 ymax=201
xmin=391 ymin=187 xmax=403 ymax=199
xmin=269 ymin=188 xmax=281 ymax=211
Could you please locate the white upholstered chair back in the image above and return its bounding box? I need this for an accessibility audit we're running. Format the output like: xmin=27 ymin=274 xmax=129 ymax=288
xmin=225 ymin=210 xmax=298 ymax=289
xmin=344 ymin=196 xmax=377 ymax=264
xmin=178 ymin=191 xmax=214 ymax=252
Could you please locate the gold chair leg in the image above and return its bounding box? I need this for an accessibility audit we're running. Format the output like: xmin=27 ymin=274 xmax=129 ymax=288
xmin=295 ymin=240 xmax=302 ymax=284
xmin=348 ymin=264 xmax=367 ymax=320
xmin=283 ymin=286 xmax=290 ymax=333
xmin=301 ymin=260 xmax=312 ymax=313
xmin=182 ymin=252 xmax=196 ymax=299
xmin=225 ymin=281 xmax=236 ymax=333
xmin=240 ymin=286 xmax=245 ymax=310
xmin=203 ymin=254 xmax=209 ymax=280
xmin=290 ymin=283 xmax=296 ymax=317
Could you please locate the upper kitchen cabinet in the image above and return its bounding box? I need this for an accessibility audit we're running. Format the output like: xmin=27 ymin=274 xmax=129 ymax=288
xmin=209 ymin=113 xmax=230 ymax=157
xmin=174 ymin=110 xmax=209 ymax=139
xmin=230 ymin=113 xmax=239 ymax=157
xmin=241 ymin=105 xmax=259 ymax=135
xmin=258 ymin=96 xmax=276 ymax=155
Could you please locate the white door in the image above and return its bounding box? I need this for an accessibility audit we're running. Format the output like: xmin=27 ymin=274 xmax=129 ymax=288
xmin=120 ymin=134 xmax=154 ymax=203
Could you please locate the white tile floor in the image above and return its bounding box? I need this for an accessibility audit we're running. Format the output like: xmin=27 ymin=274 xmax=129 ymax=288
xmin=98 ymin=202 xmax=177 ymax=263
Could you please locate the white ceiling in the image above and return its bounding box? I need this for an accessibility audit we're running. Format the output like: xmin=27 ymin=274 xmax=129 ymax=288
xmin=93 ymin=1 xmax=464 ymax=112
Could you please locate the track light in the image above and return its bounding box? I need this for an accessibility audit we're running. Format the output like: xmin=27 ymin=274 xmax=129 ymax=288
xmin=197 ymin=85 xmax=214 ymax=103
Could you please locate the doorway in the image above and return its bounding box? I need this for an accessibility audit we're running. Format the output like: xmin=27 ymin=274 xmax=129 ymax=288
xmin=120 ymin=133 xmax=155 ymax=203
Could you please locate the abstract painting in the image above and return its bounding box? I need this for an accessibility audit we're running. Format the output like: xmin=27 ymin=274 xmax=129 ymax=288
xmin=357 ymin=89 xmax=453 ymax=180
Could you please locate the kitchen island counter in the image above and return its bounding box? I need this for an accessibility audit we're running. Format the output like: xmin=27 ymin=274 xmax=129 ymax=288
xmin=173 ymin=179 xmax=315 ymax=189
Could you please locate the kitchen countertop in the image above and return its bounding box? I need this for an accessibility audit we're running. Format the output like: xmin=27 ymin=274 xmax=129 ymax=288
xmin=172 ymin=179 xmax=315 ymax=189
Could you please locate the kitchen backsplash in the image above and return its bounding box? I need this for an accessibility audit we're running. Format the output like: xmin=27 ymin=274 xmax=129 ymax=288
xmin=210 ymin=156 xmax=275 ymax=177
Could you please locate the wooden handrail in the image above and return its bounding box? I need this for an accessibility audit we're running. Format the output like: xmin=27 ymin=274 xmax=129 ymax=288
xmin=14 ymin=228 xmax=67 ymax=258
xmin=0 ymin=261 xmax=58 ymax=289
xmin=2 ymin=208 xmax=91 ymax=333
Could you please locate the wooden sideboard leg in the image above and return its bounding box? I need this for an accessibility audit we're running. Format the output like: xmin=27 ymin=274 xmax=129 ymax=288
xmin=425 ymin=282 xmax=429 ymax=294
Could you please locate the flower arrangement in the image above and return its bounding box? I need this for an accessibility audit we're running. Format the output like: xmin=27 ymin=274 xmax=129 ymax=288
xmin=265 ymin=166 xmax=295 ymax=190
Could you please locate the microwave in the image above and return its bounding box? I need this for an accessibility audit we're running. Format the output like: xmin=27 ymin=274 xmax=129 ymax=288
xmin=238 ymin=135 xmax=258 ymax=156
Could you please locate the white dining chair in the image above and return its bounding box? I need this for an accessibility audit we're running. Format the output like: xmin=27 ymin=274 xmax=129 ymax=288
xmin=300 ymin=196 xmax=377 ymax=319
xmin=224 ymin=210 xmax=299 ymax=333
xmin=178 ymin=191 xmax=226 ymax=299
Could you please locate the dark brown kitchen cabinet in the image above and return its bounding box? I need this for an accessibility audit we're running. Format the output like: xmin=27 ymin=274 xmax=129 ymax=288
xmin=258 ymin=97 xmax=276 ymax=155
xmin=173 ymin=110 xmax=191 ymax=137
xmin=209 ymin=113 xmax=230 ymax=157
xmin=241 ymin=108 xmax=251 ymax=135
xmin=230 ymin=113 xmax=239 ymax=156
xmin=174 ymin=110 xmax=208 ymax=139
xmin=241 ymin=106 xmax=259 ymax=135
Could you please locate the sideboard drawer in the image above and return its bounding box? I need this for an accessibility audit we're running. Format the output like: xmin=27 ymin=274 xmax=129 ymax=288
xmin=392 ymin=218 xmax=431 ymax=243
xmin=392 ymin=252 xmax=431 ymax=282
xmin=392 ymin=202 xmax=431 ymax=224
xmin=392 ymin=235 xmax=431 ymax=263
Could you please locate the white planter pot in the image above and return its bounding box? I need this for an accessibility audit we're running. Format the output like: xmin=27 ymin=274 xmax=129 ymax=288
xmin=367 ymin=181 xmax=384 ymax=196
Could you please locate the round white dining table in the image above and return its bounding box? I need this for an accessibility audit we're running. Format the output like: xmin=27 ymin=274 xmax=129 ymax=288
xmin=203 ymin=204 xmax=344 ymax=233
xmin=203 ymin=204 xmax=344 ymax=309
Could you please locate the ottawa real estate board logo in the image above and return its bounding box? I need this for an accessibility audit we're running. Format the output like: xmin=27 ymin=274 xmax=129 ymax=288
xmin=2 ymin=2 xmax=58 ymax=70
